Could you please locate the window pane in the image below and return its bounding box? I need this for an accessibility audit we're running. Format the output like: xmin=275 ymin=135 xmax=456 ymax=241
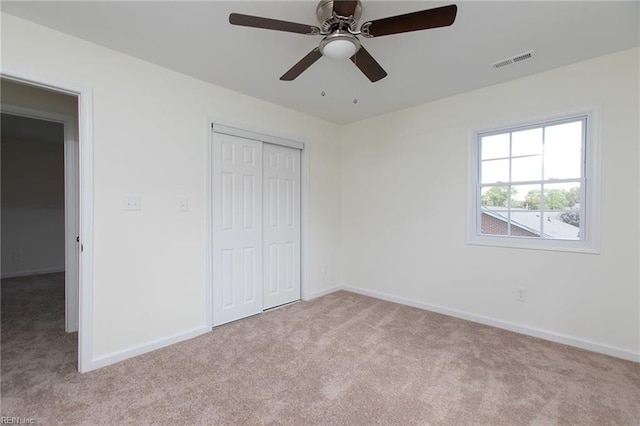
xmin=511 ymin=155 xmax=542 ymax=182
xmin=512 ymin=128 xmax=542 ymax=157
xmin=509 ymin=184 xmax=540 ymax=210
xmin=538 ymin=182 xmax=581 ymax=240
xmin=563 ymin=184 xmax=582 ymax=210
xmin=481 ymin=185 xmax=512 ymax=208
xmin=481 ymin=159 xmax=509 ymax=184
xmin=542 ymin=210 xmax=580 ymax=240
xmin=539 ymin=182 xmax=580 ymax=208
xmin=544 ymin=121 xmax=583 ymax=180
xmin=480 ymin=195 xmax=509 ymax=236
xmin=481 ymin=133 xmax=510 ymax=159
xmin=481 ymin=197 xmax=544 ymax=238
xmin=507 ymin=211 xmax=542 ymax=238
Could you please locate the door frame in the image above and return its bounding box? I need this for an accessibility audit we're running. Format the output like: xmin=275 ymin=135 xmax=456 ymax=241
xmin=1 ymin=69 xmax=95 ymax=373
xmin=1 ymin=103 xmax=78 ymax=333
xmin=206 ymin=120 xmax=310 ymax=329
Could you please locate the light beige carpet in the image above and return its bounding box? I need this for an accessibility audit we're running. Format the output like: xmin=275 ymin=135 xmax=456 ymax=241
xmin=2 ymin=273 xmax=640 ymax=425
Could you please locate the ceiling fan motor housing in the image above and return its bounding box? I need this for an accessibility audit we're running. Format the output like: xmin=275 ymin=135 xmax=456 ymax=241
xmin=316 ymin=0 xmax=362 ymax=32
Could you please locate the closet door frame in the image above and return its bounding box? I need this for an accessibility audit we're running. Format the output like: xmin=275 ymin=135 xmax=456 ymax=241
xmin=206 ymin=121 xmax=310 ymax=329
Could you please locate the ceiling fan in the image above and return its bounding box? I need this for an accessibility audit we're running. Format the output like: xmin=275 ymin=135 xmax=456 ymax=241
xmin=229 ymin=1 xmax=457 ymax=83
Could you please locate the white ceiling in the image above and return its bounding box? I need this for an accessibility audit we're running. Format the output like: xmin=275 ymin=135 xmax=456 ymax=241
xmin=2 ymin=1 xmax=638 ymax=124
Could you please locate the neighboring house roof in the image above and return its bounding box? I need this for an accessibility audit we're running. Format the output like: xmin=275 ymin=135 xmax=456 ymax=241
xmin=482 ymin=206 xmax=580 ymax=239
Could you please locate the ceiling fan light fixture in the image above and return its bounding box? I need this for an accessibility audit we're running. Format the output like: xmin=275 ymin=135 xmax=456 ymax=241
xmin=229 ymin=2 xmax=458 ymax=82
xmin=319 ymin=31 xmax=360 ymax=61
xmin=322 ymin=39 xmax=356 ymax=60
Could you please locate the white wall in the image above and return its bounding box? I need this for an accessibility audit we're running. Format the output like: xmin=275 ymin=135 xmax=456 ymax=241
xmin=1 ymin=136 xmax=65 ymax=277
xmin=3 ymin=12 xmax=637 ymax=368
xmin=1 ymin=13 xmax=342 ymax=367
xmin=340 ymin=48 xmax=640 ymax=358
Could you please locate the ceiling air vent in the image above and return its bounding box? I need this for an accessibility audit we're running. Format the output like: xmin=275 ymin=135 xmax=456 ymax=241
xmin=492 ymin=50 xmax=535 ymax=70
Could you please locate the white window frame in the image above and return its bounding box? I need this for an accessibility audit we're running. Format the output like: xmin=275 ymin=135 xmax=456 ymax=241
xmin=466 ymin=107 xmax=601 ymax=254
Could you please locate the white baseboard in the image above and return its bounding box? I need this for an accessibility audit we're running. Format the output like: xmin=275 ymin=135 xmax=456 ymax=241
xmin=341 ymin=285 xmax=640 ymax=363
xmin=88 ymin=326 xmax=210 ymax=371
xmin=306 ymin=285 xmax=345 ymax=300
xmin=85 ymin=285 xmax=639 ymax=372
xmin=1 ymin=267 xmax=65 ymax=279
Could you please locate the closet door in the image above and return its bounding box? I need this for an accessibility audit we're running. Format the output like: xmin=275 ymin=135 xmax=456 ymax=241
xmin=212 ymin=134 xmax=263 ymax=326
xmin=263 ymin=143 xmax=301 ymax=309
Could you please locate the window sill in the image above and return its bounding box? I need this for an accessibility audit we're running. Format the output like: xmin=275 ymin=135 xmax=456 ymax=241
xmin=466 ymin=235 xmax=600 ymax=254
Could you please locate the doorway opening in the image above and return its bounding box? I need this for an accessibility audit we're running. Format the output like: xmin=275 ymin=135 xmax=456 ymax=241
xmin=0 ymin=78 xmax=85 ymax=371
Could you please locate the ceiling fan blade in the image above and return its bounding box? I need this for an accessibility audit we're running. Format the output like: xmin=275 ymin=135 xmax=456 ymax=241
xmin=361 ymin=4 xmax=457 ymax=38
xmin=333 ymin=0 xmax=359 ymax=18
xmin=350 ymin=46 xmax=387 ymax=82
xmin=229 ymin=13 xmax=320 ymax=35
xmin=280 ymin=48 xmax=323 ymax=81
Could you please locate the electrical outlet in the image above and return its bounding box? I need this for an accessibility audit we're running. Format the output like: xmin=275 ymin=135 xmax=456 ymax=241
xmin=516 ymin=287 xmax=527 ymax=302
xmin=323 ymin=265 xmax=329 ymax=276
xmin=12 ymin=252 xmax=22 ymax=262
xmin=178 ymin=197 xmax=189 ymax=212
xmin=122 ymin=195 xmax=141 ymax=211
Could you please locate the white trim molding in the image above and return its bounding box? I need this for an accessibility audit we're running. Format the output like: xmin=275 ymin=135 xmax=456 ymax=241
xmin=212 ymin=123 xmax=304 ymax=150
xmin=321 ymin=285 xmax=640 ymax=363
xmin=1 ymin=67 xmax=95 ymax=373
xmin=90 ymin=327 xmax=210 ymax=371
xmin=307 ymin=285 xmax=345 ymax=300
xmin=300 ymin=135 xmax=311 ymax=301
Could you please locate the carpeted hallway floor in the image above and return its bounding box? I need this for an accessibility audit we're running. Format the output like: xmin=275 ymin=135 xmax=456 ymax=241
xmin=2 ymin=273 xmax=640 ymax=425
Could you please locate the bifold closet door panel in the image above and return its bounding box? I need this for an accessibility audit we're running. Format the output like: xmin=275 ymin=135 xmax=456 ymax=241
xmin=212 ymin=134 xmax=264 ymax=326
xmin=263 ymin=143 xmax=301 ymax=310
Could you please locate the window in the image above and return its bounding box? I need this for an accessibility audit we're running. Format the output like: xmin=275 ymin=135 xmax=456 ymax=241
xmin=467 ymin=110 xmax=600 ymax=253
